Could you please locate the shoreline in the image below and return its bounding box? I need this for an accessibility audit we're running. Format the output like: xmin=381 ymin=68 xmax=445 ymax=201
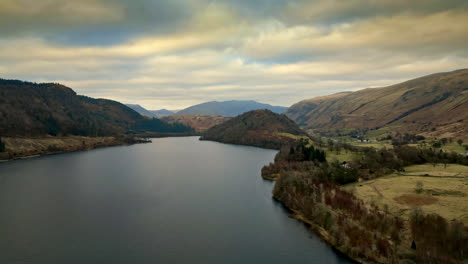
xmin=0 ymin=135 xmax=152 ymax=163
xmin=202 ymin=139 xmax=363 ymax=262
xmin=0 ymin=134 xmax=201 ymax=163
xmin=1 ymin=136 xmax=379 ymax=262
xmin=270 ymin=188 xmax=365 ymax=264
xmin=287 ymin=206 xmax=367 ymax=264
xmin=199 ymin=137 xmax=282 ymax=150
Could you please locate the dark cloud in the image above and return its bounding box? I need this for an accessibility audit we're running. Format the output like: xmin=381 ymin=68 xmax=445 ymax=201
xmin=1 ymin=0 xmax=467 ymax=109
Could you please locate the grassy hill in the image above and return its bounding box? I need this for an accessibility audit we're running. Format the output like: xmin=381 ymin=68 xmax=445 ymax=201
xmin=0 ymin=79 xmax=192 ymax=137
xmin=201 ymin=109 xmax=307 ymax=149
xmin=161 ymin=114 xmax=230 ymax=132
xmin=286 ymin=69 xmax=468 ymax=140
xmin=177 ymin=100 xmax=287 ymax=117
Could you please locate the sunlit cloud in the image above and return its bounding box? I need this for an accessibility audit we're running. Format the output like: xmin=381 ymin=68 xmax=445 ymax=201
xmin=1 ymin=0 xmax=467 ymax=109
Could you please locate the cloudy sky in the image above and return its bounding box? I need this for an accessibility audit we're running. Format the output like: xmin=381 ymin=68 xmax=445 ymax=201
xmin=1 ymin=0 xmax=467 ymax=109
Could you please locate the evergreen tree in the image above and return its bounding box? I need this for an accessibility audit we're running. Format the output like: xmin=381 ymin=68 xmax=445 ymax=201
xmin=0 ymin=137 xmax=5 ymax=152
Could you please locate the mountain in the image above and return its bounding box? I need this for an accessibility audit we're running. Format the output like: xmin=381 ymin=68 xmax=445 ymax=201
xmin=125 ymin=104 xmax=158 ymax=118
xmin=150 ymin=109 xmax=175 ymax=118
xmin=0 ymin=79 xmax=192 ymax=137
xmin=176 ymin=100 xmax=288 ymax=117
xmin=286 ymin=69 xmax=468 ymax=139
xmin=161 ymin=114 xmax=230 ymax=132
xmin=201 ymin=109 xmax=307 ymax=149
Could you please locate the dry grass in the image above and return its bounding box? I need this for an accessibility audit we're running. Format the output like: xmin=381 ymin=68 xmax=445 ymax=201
xmin=394 ymin=194 xmax=438 ymax=206
xmin=347 ymin=163 xmax=468 ymax=224
xmin=404 ymin=163 xmax=468 ymax=177
xmin=352 ymin=142 xmax=394 ymax=149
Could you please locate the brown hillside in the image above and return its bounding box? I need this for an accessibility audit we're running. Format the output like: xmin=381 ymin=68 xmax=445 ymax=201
xmin=161 ymin=114 xmax=230 ymax=132
xmin=286 ymin=69 xmax=468 ymax=139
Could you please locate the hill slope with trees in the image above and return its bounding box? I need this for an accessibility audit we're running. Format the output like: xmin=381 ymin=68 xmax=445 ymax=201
xmin=201 ymin=109 xmax=307 ymax=149
xmin=125 ymin=104 xmax=158 ymax=118
xmin=286 ymin=69 xmax=468 ymax=139
xmin=0 ymin=79 xmax=192 ymax=137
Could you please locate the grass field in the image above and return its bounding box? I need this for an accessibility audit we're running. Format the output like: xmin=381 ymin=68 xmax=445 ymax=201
xmin=352 ymin=142 xmax=393 ymax=149
xmin=345 ymin=164 xmax=468 ymax=224
xmin=274 ymin=132 xmax=310 ymax=141
xmin=441 ymin=142 xmax=467 ymax=154
xmin=326 ymin=150 xmax=358 ymax=162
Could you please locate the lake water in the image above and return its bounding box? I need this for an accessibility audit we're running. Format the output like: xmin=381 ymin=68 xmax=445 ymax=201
xmin=0 ymin=137 xmax=351 ymax=263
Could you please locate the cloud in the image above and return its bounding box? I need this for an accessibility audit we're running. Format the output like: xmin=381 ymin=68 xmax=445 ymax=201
xmin=0 ymin=0 xmax=125 ymax=36
xmin=240 ymin=10 xmax=468 ymax=61
xmin=0 ymin=0 xmax=467 ymax=109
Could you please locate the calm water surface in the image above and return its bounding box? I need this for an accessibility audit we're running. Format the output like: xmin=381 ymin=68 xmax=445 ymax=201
xmin=0 ymin=137 xmax=351 ymax=263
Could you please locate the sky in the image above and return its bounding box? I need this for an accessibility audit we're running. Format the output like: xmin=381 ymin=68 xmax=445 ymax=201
xmin=1 ymin=0 xmax=467 ymax=110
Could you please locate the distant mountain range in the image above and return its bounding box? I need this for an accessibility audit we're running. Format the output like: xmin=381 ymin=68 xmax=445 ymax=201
xmin=176 ymin=100 xmax=287 ymax=117
xmin=286 ymin=69 xmax=468 ymax=139
xmin=0 ymin=79 xmax=192 ymax=137
xmin=125 ymin=104 xmax=159 ymax=118
xmin=151 ymin=109 xmax=175 ymax=118
xmin=201 ymin=109 xmax=306 ymax=149
xmin=124 ymin=105 xmax=176 ymax=118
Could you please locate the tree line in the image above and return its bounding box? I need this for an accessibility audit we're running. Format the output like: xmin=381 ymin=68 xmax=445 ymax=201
xmin=262 ymin=138 xmax=468 ymax=263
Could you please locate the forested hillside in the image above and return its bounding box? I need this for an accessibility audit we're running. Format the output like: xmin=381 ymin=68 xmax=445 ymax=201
xmin=201 ymin=110 xmax=306 ymax=149
xmin=0 ymin=79 xmax=192 ymax=137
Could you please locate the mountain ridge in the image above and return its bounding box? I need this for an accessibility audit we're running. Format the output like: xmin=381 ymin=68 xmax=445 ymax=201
xmin=286 ymin=69 xmax=468 ymax=139
xmin=176 ymin=100 xmax=287 ymax=117
xmin=125 ymin=104 xmax=158 ymax=118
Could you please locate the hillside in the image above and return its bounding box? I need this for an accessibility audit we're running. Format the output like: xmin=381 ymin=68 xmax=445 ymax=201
xmin=0 ymin=79 xmax=192 ymax=137
xmin=201 ymin=110 xmax=307 ymax=149
xmin=286 ymin=69 xmax=468 ymax=139
xmin=151 ymin=109 xmax=175 ymax=118
xmin=176 ymin=100 xmax=287 ymax=117
xmin=125 ymin=104 xmax=158 ymax=118
xmin=161 ymin=114 xmax=230 ymax=132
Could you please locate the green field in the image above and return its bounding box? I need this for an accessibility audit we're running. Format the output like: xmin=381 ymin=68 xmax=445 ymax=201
xmin=346 ymin=164 xmax=468 ymax=224
xmin=325 ymin=150 xmax=358 ymax=162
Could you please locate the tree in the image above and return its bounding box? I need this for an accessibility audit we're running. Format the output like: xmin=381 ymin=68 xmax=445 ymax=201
xmin=440 ymin=138 xmax=448 ymax=145
xmin=457 ymin=139 xmax=463 ymax=146
xmin=0 ymin=137 xmax=5 ymax=152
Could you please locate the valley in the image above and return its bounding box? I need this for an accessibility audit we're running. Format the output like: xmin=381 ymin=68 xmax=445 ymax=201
xmin=1 ymin=69 xmax=468 ymax=264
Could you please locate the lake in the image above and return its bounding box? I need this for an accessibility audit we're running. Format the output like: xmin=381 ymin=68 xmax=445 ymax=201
xmin=0 ymin=137 xmax=351 ymax=263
